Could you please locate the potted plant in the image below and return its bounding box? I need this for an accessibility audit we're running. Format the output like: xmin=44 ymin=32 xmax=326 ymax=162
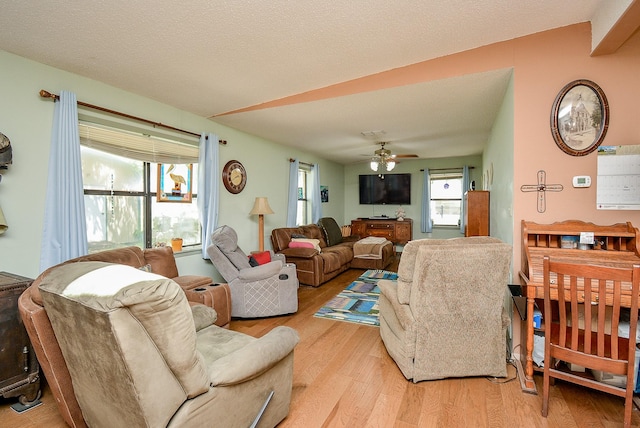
xmin=170 ymin=237 xmax=183 ymax=252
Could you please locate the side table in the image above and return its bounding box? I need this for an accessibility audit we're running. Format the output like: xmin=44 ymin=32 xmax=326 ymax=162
xmin=0 ymin=272 xmax=41 ymax=405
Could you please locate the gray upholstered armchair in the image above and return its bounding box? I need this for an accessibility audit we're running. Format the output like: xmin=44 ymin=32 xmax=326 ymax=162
xmin=36 ymin=261 xmax=299 ymax=428
xmin=378 ymin=237 xmax=512 ymax=382
xmin=208 ymin=225 xmax=299 ymax=318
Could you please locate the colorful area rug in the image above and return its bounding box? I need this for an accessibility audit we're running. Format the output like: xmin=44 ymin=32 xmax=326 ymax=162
xmin=313 ymin=269 xmax=398 ymax=326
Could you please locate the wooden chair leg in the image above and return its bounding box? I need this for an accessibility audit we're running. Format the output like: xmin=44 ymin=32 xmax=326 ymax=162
xmin=542 ymin=371 xmax=550 ymax=417
xmin=624 ymin=394 xmax=633 ymax=428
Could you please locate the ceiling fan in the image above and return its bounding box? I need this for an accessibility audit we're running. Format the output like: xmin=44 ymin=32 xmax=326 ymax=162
xmin=369 ymin=142 xmax=417 ymax=172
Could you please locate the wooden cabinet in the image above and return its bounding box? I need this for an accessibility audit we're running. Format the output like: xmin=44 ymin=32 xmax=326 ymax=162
xmin=0 ymin=272 xmax=40 ymax=405
xmin=464 ymin=191 xmax=489 ymax=236
xmin=351 ymin=218 xmax=412 ymax=245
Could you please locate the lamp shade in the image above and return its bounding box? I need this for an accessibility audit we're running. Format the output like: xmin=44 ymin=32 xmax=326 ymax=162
xmin=249 ymin=197 xmax=274 ymax=215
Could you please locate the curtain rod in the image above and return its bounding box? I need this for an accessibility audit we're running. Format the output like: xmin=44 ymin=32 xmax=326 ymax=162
xmin=289 ymin=158 xmax=314 ymax=167
xmin=420 ymin=167 xmax=475 ymax=172
xmin=39 ymin=90 xmax=227 ymax=145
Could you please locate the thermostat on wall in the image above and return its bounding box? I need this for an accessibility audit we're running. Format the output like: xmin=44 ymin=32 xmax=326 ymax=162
xmin=572 ymin=175 xmax=591 ymax=188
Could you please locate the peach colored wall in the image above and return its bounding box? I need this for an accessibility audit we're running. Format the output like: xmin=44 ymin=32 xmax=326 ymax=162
xmin=511 ymin=24 xmax=640 ymax=275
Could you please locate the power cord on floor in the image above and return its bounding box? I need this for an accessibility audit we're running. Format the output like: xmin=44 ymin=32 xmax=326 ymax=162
xmin=486 ymin=344 xmax=521 ymax=384
xmin=486 ymin=358 xmax=519 ymax=384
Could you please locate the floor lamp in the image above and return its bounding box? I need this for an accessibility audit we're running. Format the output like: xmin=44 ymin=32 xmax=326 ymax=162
xmin=249 ymin=197 xmax=274 ymax=252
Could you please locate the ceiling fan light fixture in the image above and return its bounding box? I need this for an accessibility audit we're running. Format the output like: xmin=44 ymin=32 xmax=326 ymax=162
xmin=386 ymin=160 xmax=396 ymax=171
xmin=370 ymin=160 xmax=379 ymax=171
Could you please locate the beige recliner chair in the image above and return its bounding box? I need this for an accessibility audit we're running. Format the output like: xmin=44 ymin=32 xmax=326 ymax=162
xmin=378 ymin=237 xmax=512 ymax=382
xmin=36 ymin=261 xmax=299 ymax=428
xmin=208 ymin=225 xmax=299 ymax=318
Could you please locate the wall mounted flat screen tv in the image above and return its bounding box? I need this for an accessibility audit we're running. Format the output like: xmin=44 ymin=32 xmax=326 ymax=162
xmin=359 ymin=173 xmax=411 ymax=205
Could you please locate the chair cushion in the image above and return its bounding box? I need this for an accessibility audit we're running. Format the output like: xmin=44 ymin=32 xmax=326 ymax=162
xmin=291 ymin=238 xmax=321 ymax=251
xmin=251 ymin=251 xmax=271 ymax=265
xmin=211 ymin=225 xmax=251 ymax=270
xmin=39 ymin=262 xmax=210 ymax=427
xmin=396 ymin=237 xmax=503 ymax=303
xmin=300 ymin=225 xmax=327 ymax=247
xmin=143 ymin=246 xmax=179 ymax=278
xmin=318 ymin=217 xmax=343 ymax=246
xmin=212 ymin=225 xmax=240 ymax=252
xmin=288 ymin=241 xmax=314 ymax=249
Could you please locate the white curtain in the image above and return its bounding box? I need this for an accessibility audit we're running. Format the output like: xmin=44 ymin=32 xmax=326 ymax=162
xmin=311 ymin=163 xmax=322 ymax=223
xmin=40 ymin=91 xmax=88 ymax=272
xmin=420 ymin=169 xmax=432 ymax=233
xmin=460 ymin=165 xmax=470 ymax=234
xmin=197 ymin=133 xmax=219 ymax=259
xmin=286 ymin=159 xmax=299 ymax=226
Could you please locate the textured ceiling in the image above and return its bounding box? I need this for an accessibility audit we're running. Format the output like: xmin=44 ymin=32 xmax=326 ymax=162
xmin=0 ymin=0 xmax=628 ymax=163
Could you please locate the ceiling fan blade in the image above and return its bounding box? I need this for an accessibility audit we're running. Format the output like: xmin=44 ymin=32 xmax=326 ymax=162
xmin=361 ymin=142 xmax=419 ymax=162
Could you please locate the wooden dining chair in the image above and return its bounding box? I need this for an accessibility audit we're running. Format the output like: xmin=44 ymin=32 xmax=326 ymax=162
xmin=541 ymin=256 xmax=640 ymax=428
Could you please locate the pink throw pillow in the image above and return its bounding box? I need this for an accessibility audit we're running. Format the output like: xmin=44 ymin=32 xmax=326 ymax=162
xmin=289 ymin=241 xmax=314 ymax=249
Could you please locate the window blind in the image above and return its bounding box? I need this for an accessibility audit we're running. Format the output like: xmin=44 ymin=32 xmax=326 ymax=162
xmin=79 ymin=123 xmax=199 ymax=164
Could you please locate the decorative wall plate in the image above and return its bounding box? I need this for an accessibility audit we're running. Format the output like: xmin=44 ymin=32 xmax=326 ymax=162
xmin=0 ymin=132 xmax=12 ymax=168
xmin=550 ymin=79 xmax=609 ymax=156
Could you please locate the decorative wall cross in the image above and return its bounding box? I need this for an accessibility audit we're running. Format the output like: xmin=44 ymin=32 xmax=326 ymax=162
xmin=520 ymin=170 xmax=563 ymax=213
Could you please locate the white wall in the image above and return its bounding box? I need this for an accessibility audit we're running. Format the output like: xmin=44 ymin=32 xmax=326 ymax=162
xmin=0 ymin=50 xmax=344 ymax=280
xmin=483 ymin=72 xmax=514 ymax=247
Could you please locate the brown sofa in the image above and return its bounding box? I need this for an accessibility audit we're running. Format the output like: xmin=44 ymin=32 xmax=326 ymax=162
xmin=270 ymin=217 xmax=394 ymax=287
xmin=18 ymin=246 xmax=231 ymax=428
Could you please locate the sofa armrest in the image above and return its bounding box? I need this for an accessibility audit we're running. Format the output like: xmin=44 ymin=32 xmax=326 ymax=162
xmin=18 ymin=286 xmax=86 ymax=428
xmin=208 ymin=326 xmax=299 ymax=386
xmin=379 ymin=280 xmax=415 ymax=331
xmin=237 ymin=260 xmax=283 ymax=281
xmin=271 ymin=252 xmax=286 ymax=264
xmin=190 ymin=304 xmax=218 ymax=331
xmin=143 ymin=246 xmax=179 ymax=278
xmin=173 ymin=275 xmax=212 ymax=291
xmin=278 ymin=247 xmax=319 ymax=259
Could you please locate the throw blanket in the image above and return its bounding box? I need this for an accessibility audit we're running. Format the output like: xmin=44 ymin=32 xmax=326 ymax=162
xmin=354 ymin=237 xmax=390 ymax=259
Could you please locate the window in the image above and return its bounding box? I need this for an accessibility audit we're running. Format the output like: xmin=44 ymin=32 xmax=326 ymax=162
xmin=80 ymin=123 xmax=201 ymax=252
xmin=296 ymin=166 xmax=312 ymax=226
xmin=429 ymin=172 xmax=463 ymax=227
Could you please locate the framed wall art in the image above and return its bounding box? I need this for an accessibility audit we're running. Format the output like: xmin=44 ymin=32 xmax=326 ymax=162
xmin=321 ymin=186 xmax=328 ymax=202
xmin=550 ymin=79 xmax=609 ymax=156
xmin=157 ymin=163 xmax=193 ymax=203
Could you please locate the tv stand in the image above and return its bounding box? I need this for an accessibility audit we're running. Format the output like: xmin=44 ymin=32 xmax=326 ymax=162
xmin=351 ymin=218 xmax=412 ymax=245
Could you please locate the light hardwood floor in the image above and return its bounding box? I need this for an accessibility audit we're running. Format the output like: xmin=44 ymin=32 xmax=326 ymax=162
xmin=1 ymin=260 xmax=636 ymax=427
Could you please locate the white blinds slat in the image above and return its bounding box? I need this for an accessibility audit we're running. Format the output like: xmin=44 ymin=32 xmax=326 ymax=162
xmin=79 ymin=123 xmax=199 ymax=164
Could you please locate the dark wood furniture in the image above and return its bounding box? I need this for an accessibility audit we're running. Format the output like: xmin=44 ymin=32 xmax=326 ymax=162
xmin=540 ymin=257 xmax=639 ymax=428
xmin=464 ymin=190 xmax=489 ymax=236
xmin=518 ymin=220 xmax=640 ymax=393
xmin=0 ymin=272 xmax=40 ymax=405
xmin=351 ymin=218 xmax=412 ymax=245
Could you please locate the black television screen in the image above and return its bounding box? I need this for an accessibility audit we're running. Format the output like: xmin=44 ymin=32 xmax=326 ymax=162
xmin=359 ymin=173 xmax=411 ymax=205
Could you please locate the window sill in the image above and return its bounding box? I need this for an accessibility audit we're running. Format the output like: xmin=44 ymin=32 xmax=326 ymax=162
xmin=172 ymin=246 xmax=202 ymax=257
